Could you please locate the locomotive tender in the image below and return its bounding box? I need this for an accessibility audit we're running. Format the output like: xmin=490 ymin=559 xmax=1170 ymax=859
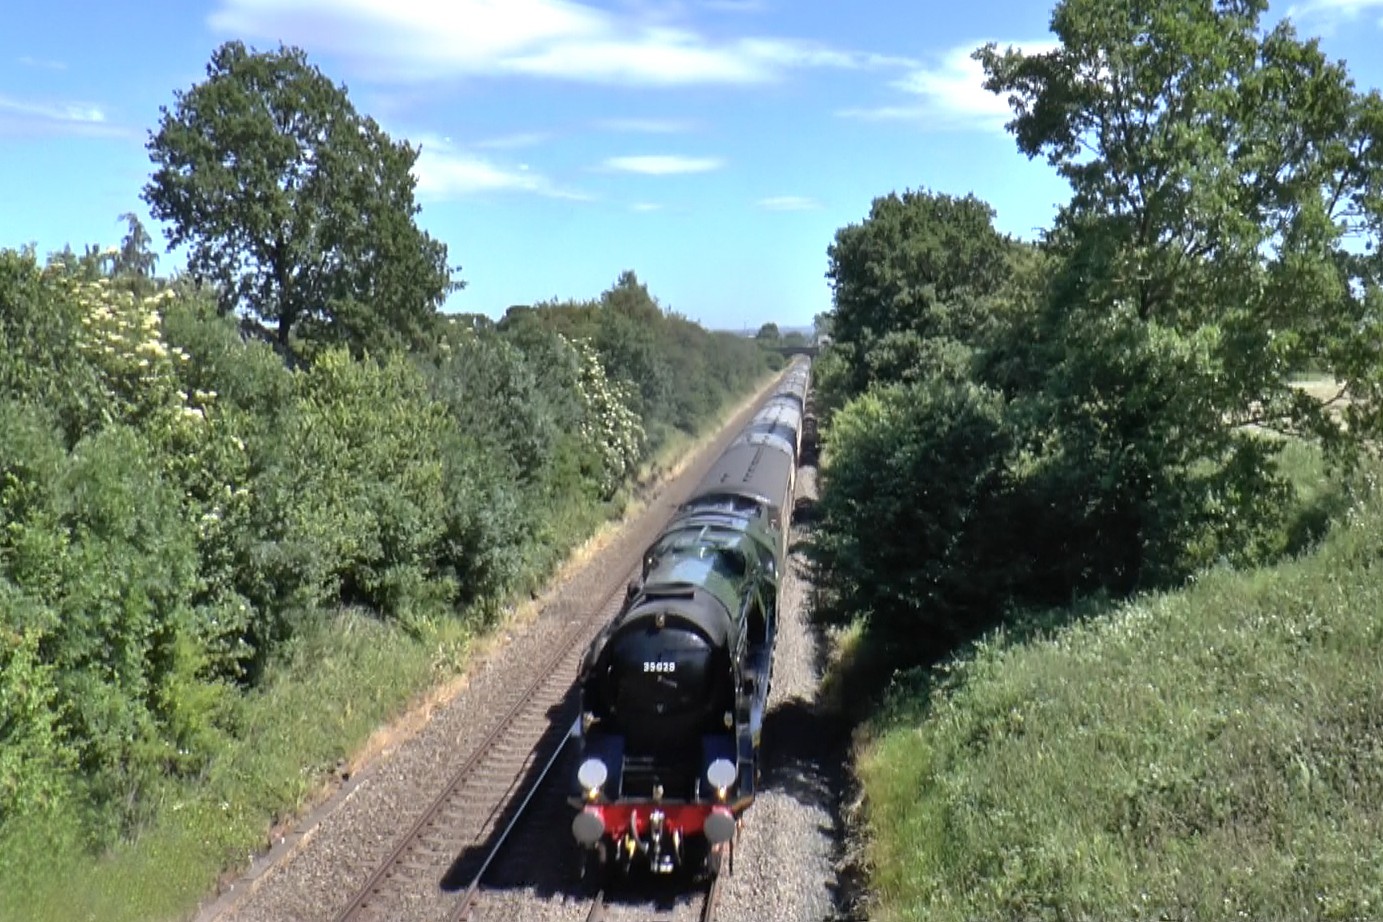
xmin=569 ymin=356 xmax=810 ymax=878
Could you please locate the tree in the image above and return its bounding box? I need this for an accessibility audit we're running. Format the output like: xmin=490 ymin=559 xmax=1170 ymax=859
xmin=809 ymin=378 xmax=1015 ymax=652
xmin=825 ymin=189 xmax=1012 ymax=400
xmin=812 ymin=311 xmax=833 ymax=343
xmin=755 ymin=322 xmax=781 ymax=343
xmin=114 ymin=213 xmax=157 ymax=279
xmin=978 ymin=0 xmax=1383 ymax=587
xmin=144 ymin=41 xmax=458 ymax=359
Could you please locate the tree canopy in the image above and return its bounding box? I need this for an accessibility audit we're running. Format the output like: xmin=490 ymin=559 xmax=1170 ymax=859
xmin=825 ymin=189 xmax=1013 ymax=398
xmin=811 ymin=0 xmax=1383 ymax=658
xmin=144 ymin=41 xmax=458 ymax=359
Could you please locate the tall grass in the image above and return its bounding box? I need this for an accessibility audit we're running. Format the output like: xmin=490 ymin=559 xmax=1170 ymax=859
xmin=0 ymin=610 xmax=457 ymax=922
xmin=855 ymin=453 xmax=1383 ymax=921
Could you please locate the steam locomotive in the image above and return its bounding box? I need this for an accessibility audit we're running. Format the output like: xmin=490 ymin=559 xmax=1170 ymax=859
xmin=569 ymin=357 xmax=809 ymax=878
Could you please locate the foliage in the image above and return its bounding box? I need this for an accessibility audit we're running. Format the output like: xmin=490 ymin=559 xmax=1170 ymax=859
xmin=974 ymin=0 xmax=1383 ymax=588
xmin=238 ymin=349 xmax=458 ymax=638
xmin=812 ymin=378 xmax=1016 ymax=653
xmin=825 ymin=189 xmax=1013 ymax=401
xmin=0 ymin=405 xmax=219 ymax=843
xmin=0 ymin=252 xmax=105 ymax=445
xmin=812 ymin=0 xmax=1383 ymax=688
xmin=144 ymin=41 xmax=458 ymax=358
xmin=114 ymin=213 xmax=158 ymax=283
xmin=573 ymin=336 xmax=645 ymax=498
xmin=499 ymin=271 xmax=770 ymax=453
xmin=428 ymin=322 xmax=557 ymax=483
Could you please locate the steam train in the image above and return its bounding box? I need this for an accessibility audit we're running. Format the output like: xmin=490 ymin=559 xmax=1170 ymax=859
xmin=569 ymin=357 xmax=810 ymax=878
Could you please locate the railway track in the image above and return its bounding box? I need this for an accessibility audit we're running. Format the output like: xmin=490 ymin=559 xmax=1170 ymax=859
xmin=582 ymin=871 xmax=723 ymax=922
xmin=330 ymin=578 xmax=631 ymax=922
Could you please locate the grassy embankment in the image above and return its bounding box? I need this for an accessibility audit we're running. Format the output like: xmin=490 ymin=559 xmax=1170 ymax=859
xmin=853 ymin=440 xmax=1383 ymax=921
xmin=0 ymin=373 xmax=775 ymax=922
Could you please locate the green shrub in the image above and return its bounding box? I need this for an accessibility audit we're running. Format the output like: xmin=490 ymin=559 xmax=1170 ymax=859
xmin=0 ymin=253 xmax=106 ymax=445
xmin=240 ymin=349 xmax=455 ymax=637
xmin=0 ymin=619 xmax=76 ymax=822
xmin=811 ymin=377 xmax=1014 ymax=655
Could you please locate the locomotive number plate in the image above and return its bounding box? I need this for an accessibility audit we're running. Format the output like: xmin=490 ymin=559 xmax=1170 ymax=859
xmin=643 ymin=661 xmax=676 ymax=673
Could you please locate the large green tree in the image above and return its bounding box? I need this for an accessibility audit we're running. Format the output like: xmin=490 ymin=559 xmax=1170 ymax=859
xmin=825 ymin=189 xmax=1013 ymax=400
xmin=144 ymin=41 xmax=458 ymax=358
xmin=978 ymin=0 xmax=1383 ymax=587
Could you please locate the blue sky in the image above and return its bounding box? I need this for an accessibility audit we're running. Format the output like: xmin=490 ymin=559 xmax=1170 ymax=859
xmin=2 ymin=0 xmax=1382 ymax=331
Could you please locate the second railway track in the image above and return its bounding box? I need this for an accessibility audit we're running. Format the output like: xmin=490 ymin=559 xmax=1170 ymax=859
xmin=332 ymin=575 xmax=633 ymax=922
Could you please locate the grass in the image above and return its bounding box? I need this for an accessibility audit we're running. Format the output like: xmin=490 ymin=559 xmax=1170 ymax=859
xmin=853 ymin=450 xmax=1383 ymax=922
xmin=0 ymin=610 xmax=460 ymax=922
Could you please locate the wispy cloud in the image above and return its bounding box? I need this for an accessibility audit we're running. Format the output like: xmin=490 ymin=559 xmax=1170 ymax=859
xmin=210 ymin=0 xmax=908 ymax=86
xmin=0 ymin=93 xmax=129 ymax=138
xmin=630 ymin=202 xmax=663 ymax=212
xmin=413 ymin=135 xmax=588 ymax=199
xmin=17 ymin=55 xmax=67 ymax=70
xmin=604 ymin=155 xmax=724 ymax=174
xmin=839 ymin=39 xmax=1056 ymax=132
xmin=597 ymin=117 xmax=696 ymax=134
xmin=0 ymin=94 xmax=106 ymax=124
xmin=757 ymin=195 xmax=819 ymax=211
xmin=1286 ymin=0 xmax=1383 ymax=28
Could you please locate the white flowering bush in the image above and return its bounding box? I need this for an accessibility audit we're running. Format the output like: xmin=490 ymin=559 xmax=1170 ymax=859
xmin=569 ymin=336 xmax=644 ymax=498
xmin=68 ymin=278 xmax=194 ymax=426
xmin=66 ymin=272 xmax=255 ymax=679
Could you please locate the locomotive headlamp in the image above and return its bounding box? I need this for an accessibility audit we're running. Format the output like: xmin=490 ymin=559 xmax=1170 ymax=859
xmin=707 ymin=758 xmax=736 ymax=801
xmin=578 ymin=758 xmax=608 ymax=800
xmin=572 ymin=808 xmax=605 ymax=845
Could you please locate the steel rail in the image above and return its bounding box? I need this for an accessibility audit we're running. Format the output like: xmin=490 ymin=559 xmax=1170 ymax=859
xmin=584 ymin=889 xmax=607 ymax=922
xmin=450 ymin=719 xmax=580 ymax=921
xmin=699 ymin=872 xmax=722 ymax=922
xmin=331 ymin=581 xmax=627 ymax=922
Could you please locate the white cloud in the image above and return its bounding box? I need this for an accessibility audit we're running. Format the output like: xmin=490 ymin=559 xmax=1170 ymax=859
xmin=503 ymin=31 xmax=766 ymax=84
xmin=413 ymin=135 xmax=588 ymax=199
xmin=604 ymin=154 xmax=724 ymax=174
xmin=0 ymin=94 xmax=105 ymax=124
xmin=0 ymin=93 xmax=127 ymax=138
xmin=1286 ymin=0 xmax=1383 ymax=27
xmin=209 ymin=0 xmax=906 ymax=85
xmin=630 ymin=202 xmax=663 ymax=211
xmin=839 ymin=39 xmax=1056 ymax=131
xmin=757 ymin=195 xmax=819 ymax=211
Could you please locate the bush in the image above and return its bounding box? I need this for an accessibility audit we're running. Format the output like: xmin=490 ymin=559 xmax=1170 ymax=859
xmin=239 ymin=349 xmax=456 ymax=639
xmin=811 ymin=377 xmax=1015 ymax=656
xmin=856 ymin=472 xmax=1383 ymax=922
